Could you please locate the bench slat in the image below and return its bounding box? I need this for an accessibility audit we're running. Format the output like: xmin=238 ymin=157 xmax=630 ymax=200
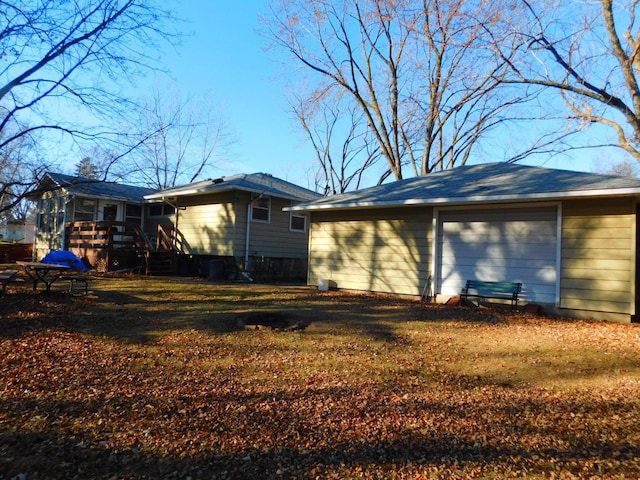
xmin=461 ymin=280 xmax=522 ymax=310
xmin=0 ymin=270 xmax=18 ymax=280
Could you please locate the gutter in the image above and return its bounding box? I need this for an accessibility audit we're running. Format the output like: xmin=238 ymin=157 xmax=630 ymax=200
xmin=284 ymin=187 xmax=640 ymax=213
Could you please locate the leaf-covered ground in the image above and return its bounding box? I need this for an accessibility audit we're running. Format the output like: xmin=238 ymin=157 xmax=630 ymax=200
xmin=1 ymin=276 xmax=640 ymax=479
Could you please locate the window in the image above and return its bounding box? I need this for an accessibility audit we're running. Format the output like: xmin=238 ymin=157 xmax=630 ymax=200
xmin=290 ymin=213 xmax=307 ymax=232
xmin=251 ymin=197 xmax=270 ymax=222
xmin=103 ymin=204 xmax=117 ymax=221
xmin=149 ymin=203 xmax=175 ymax=217
xmin=125 ymin=204 xmax=142 ymax=225
xmin=73 ymin=198 xmax=95 ymax=222
xmin=37 ymin=198 xmax=53 ymax=234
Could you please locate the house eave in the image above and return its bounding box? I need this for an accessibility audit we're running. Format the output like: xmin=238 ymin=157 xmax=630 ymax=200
xmin=145 ymin=185 xmax=308 ymax=203
xmin=285 ymin=187 xmax=640 ymax=212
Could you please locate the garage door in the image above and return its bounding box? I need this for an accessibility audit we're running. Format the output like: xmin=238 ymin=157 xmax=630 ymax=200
xmin=437 ymin=207 xmax=558 ymax=304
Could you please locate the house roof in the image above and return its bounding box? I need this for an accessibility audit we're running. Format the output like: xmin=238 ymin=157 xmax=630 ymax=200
xmin=42 ymin=172 xmax=157 ymax=202
xmin=144 ymin=172 xmax=321 ymax=202
xmin=286 ymin=162 xmax=640 ymax=212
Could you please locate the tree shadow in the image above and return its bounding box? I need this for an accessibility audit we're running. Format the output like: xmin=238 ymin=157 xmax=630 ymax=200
xmin=2 ymin=381 xmax=639 ymax=479
xmin=0 ymin=278 xmax=523 ymax=344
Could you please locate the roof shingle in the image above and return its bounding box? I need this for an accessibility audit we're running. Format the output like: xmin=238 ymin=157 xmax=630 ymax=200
xmin=287 ymin=163 xmax=640 ymax=211
xmin=46 ymin=172 xmax=157 ymax=202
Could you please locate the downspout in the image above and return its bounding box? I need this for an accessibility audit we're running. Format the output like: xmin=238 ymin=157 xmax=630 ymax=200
xmin=245 ymin=193 xmax=263 ymax=271
xmin=173 ymin=199 xmax=179 ymax=251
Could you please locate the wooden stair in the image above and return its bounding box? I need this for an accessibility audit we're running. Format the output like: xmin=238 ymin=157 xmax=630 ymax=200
xmin=146 ymin=250 xmax=174 ymax=276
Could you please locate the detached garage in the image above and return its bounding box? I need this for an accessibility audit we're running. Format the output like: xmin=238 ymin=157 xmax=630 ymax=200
xmin=287 ymin=163 xmax=640 ymax=323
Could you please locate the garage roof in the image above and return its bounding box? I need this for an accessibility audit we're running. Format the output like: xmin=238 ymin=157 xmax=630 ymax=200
xmin=286 ymin=162 xmax=640 ymax=212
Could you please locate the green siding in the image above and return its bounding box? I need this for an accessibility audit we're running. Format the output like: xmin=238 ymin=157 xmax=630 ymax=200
xmin=245 ymin=197 xmax=309 ymax=258
xmin=309 ymin=208 xmax=432 ymax=296
xmin=176 ymin=193 xmax=238 ymax=255
xmin=176 ymin=192 xmax=310 ymax=259
xmin=560 ymin=198 xmax=635 ymax=314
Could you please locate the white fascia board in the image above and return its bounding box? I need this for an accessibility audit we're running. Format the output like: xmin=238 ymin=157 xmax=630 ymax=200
xmin=145 ymin=185 xmax=304 ymax=203
xmin=286 ymin=187 xmax=640 ymax=212
xmin=144 ymin=184 xmax=233 ymax=200
xmin=68 ymin=192 xmax=132 ymax=202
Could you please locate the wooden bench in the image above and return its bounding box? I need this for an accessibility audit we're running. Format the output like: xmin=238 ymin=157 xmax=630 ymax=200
xmin=461 ymin=280 xmax=522 ymax=310
xmin=0 ymin=270 xmax=19 ymax=295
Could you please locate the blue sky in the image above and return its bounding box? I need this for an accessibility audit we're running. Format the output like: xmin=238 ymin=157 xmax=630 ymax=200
xmin=120 ymin=0 xmax=620 ymax=189
xmin=155 ymin=0 xmax=317 ymax=187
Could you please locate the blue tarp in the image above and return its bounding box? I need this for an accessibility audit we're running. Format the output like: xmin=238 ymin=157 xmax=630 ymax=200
xmin=42 ymin=250 xmax=90 ymax=271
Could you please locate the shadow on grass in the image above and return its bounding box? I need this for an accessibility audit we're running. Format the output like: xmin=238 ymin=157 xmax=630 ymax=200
xmin=2 ymin=385 xmax=639 ymax=479
xmin=0 ymin=277 xmax=509 ymax=344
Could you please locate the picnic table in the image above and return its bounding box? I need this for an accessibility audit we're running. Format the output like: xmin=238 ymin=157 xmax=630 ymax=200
xmin=0 ymin=270 xmax=18 ymax=295
xmin=16 ymin=261 xmax=71 ymax=293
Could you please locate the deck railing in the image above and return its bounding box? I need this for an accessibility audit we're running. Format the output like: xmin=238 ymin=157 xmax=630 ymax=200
xmin=64 ymin=221 xmax=152 ymax=273
xmin=65 ymin=221 xmax=151 ymax=251
xmin=64 ymin=221 xmax=188 ymax=274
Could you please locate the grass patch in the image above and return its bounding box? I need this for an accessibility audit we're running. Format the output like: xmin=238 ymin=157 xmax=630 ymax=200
xmin=1 ymin=275 xmax=640 ymax=478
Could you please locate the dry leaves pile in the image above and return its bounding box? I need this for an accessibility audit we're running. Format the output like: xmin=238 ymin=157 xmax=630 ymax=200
xmin=1 ymin=279 xmax=640 ymax=479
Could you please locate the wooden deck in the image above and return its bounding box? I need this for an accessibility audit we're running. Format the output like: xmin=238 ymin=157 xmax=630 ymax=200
xmin=65 ymin=221 xmax=159 ymax=273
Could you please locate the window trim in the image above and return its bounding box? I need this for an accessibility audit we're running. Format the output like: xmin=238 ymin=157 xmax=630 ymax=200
xmin=289 ymin=212 xmax=307 ymax=233
xmin=73 ymin=198 xmax=96 ymax=222
xmin=251 ymin=197 xmax=271 ymax=223
xmin=125 ymin=203 xmax=143 ymax=225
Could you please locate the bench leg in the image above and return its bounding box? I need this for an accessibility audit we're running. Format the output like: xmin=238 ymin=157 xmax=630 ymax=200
xmin=69 ymin=278 xmax=88 ymax=295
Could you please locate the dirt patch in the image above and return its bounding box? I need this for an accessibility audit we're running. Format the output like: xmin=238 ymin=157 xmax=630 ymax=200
xmin=238 ymin=311 xmax=311 ymax=331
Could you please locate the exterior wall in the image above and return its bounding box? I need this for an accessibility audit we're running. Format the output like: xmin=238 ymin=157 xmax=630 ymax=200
xmin=242 ymin=196 xmax=310 ymax=259
xmin=559 ymin=197 xmax=636 ymax=318
xmin=175 ymin=192 xmax=240 ymax=256
xmin=175 ymin=192 xmax=310 ymax=259
xmin=307 ymin=197 xmax=639 ymax=322
xmin=308 ymin=207 xmax=432 ymax=296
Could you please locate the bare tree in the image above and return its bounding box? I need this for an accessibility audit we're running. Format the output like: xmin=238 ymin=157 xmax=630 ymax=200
xmin=0 ymin=0 xmax=178 ymax=217
xmin=0 ymin=125 xmax=45 ymax=223
xmin=495 ymin=0 xmax=640 ymax=161
xmin=291 ymin=87 xmax=380 ymax=194
xmin=265 ymin=0 xmax=558 ymax=182
xmin=117 ymin=84 xmax=230 ymax=190
xmin=593 ymin=156 xmax=639 ymax=177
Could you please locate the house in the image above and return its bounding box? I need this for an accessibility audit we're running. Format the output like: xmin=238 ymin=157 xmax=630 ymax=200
xmin=32 ymin=172 xmax=320 ymax=279
xmin=32 ymin=172 xmax=159 ymax=270
xmin=286 ymin=162 xmax=640 ymax=323
xmin=144 ymin=172 xmax=321 ymax=280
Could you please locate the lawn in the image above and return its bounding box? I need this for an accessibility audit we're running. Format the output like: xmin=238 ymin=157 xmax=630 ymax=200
xmin=1 ymin=275 xmax=640 ymax=479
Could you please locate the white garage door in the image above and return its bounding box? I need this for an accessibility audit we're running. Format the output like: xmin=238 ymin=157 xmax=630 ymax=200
xmin=437 ymin=207 xmax=558 ymax=304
